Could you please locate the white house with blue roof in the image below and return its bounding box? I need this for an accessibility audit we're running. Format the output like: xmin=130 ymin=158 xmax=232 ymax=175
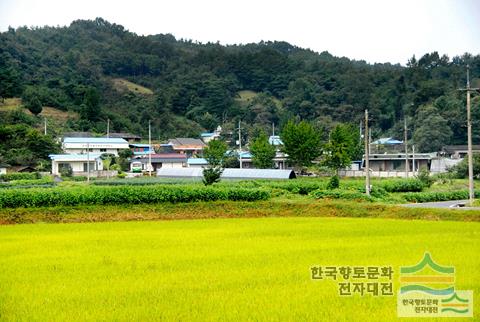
xmin=49 ymin=153 xmax=104 ymax=176
xmin=62 ymin=137 xmax=130 ymax=156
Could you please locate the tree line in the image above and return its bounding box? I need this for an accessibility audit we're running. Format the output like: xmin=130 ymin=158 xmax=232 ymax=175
xmin=1 ymin=18 xmax=480 ymax=168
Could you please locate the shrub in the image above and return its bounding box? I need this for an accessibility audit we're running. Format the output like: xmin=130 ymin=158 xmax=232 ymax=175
xmin=312 ymin=189 xmax=373 ymax=201
xmin=379 ymin=179 xmax=424 ymax=193
xmin=402 ymin=190 xmax=480 ymax=203
xmin=0 ymin=172 xmax=40 ymax=182
xmin=416 ymin=168 xmax=433 ymax=187
xmin=326 ymin=175 xmax=340 ymax=190
xmin=0 ymin=185 xmax=270 ymax=208
xmin=59 ymin=164 xmax=73 ymax=177
xmin=117 ymin=172 xmax=127 ymax=179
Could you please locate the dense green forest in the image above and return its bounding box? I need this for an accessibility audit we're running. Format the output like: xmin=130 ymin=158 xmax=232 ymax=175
xmin=1 ymin=17 xmax=480 ymax=166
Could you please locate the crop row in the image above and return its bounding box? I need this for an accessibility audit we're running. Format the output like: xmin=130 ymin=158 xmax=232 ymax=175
xmin=0 ymin=185 xmax=270 ymax=208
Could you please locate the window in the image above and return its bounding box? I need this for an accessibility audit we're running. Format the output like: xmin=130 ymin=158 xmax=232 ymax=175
xmin=100 ymin=148 xmax=107 ymax=152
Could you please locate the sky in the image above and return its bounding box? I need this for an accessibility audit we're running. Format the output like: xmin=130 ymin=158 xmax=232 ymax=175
xmin=0 ymin=0 xmax=479 ymax=65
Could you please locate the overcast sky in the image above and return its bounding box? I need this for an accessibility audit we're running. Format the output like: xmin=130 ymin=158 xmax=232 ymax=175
xmin=1 ymin=0 xmax=479 ymax=65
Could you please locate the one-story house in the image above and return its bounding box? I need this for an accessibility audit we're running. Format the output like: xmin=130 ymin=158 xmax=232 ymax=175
xmin=130 ymin=153 xmax=188 ymax=172
xmin=238 ymin=151 xmax=288 ymax=169
xmin=363 ymin=153 xmax=434 ymax=172
xmin=167 ymin=138 xmax=206 ymax=157
xmin=49 ymin=153 xmax=103 ymax=176
xmin=130 ymin=143 xmax=153 ymax=156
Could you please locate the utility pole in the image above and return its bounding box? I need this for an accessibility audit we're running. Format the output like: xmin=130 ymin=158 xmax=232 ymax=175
xmin=412 ymin=145 xmax=416 ymax=173
xmin=87 ymin=142 xmax=90 ymax=183
xmin=107 ymin=118 xmax=110 ymax=138
xmin=459 ymin=65 xmax=479 ymax=206
xmin=272 ymin=123 xmax=275 ymax=136
xmin=404 ymin=117 xmax=409 ymax=178
xmin=368 ymin=128 xmax=372 ymax=154
xmin=44 ymin=117 xmax=47 ymax=135
xmin=364 ymin=109 xmax=370 ymax=196
xmin=359 ymin=120 xmax=363 ymax=144
xmin=238 ymin=120 xmax=242 ymax=169
xmin=148 ymin=120 xmax=152 ymax=177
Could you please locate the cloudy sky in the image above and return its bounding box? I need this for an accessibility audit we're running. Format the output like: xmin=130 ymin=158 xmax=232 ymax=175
xmin=1 ymin=0 xmax=479 ymax=65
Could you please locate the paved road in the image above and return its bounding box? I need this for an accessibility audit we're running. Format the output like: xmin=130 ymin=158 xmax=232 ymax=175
xmin=401 ymin=200 xmax=480 ymax=210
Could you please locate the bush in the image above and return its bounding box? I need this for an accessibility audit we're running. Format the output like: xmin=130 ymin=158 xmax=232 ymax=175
xmin=59 ymin=164 xmax=73 ymax=177
xmin=0 ymin=185 xmax=270 ymax=208
xmin=0 ymin=172 xmax=40 ymax=182
xmin=379 ymin=179 xmax=424 ymax=193
xmin=416 ymin=168 xmax=433 ymax=187
xmin=117 ymin=172 xmax=127 ymax=179
xmin=326 ymin=175 xmax=340 ymax=190
xmin=312 ymin=189 xmax=373 ymax=201
xmin=402 ymin=190 xmax=480 ymax=203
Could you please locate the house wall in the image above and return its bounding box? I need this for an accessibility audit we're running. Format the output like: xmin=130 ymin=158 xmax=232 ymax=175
xmin=0 ymin=168 xmax=6 ymax=175
xmin=64 ymin=148 xmax=120 ymax=155
xmin=52 ymin=160 xmax=103 ymax=175
xmin=368 ymin=159 xmax=429 ymax=171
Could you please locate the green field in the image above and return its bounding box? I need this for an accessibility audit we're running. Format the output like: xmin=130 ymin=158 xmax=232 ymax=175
xmin=0 ymin=217 xmax=478 ymax=321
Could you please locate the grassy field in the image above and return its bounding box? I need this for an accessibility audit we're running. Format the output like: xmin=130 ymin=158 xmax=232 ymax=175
xmin=0 ymin=217 xmax=478 ymax=321
xmin=112 ymin=78 xmax=154 ymax=95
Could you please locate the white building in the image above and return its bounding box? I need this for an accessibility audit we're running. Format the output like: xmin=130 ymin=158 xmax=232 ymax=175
xmin=49 ymin=154 xmax=103 ymax=176
xmin=62 ymin=137 xmax=129 ymax=156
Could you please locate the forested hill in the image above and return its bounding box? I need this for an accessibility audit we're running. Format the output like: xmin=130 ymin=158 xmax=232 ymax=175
xmin=1 ymin=17 xmax=480 ymax=153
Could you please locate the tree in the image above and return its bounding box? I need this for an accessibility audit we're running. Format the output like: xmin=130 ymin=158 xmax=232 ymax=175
xmin=280 ymin=120 xmax=322 ymax=170
xmin=202 ymin=140 xmax=227 ymax=185
xmin=117 ymin=149 xmax=133 ymax=171
xmin=322 ymin=124 xmax=357 ymax=174
xmin=26 ymin=96 xmax=42 ymax=116
xmin=82 ymin=87 xmax=101 ymax=121
xmin=450 ymin=154 xmax=480 ymax=179
xmin=250 ymin=132 xmax=276 ymax=168
xmin=413 ymin=105 xmax=452 ymax=152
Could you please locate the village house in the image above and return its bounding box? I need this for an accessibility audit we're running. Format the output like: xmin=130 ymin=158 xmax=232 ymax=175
xmin=365 ymin=153 xmax=433 ymax=172
xmin=62 ymin=137 xmax=130 ymax=156
xmin=129 ymin=143 xmax=153 ymax=156
xmin=167 ymin=138 xmax=206 ymax=157
xmin=130 ymin=153 xmax=188 ymax=172
xmin=441 ymin=145 xmax=480 ymax=159
xmin=200 ymin=126 xmax=222 ymax=143
xmin=49 ymin=153 xmax=104 ymax=176
xmin=103 ymin=132 xmax=142 ymax=143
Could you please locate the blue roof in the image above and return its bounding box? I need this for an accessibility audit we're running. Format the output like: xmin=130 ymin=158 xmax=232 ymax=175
xmin=371 ymin=137 xmax=403 ymax=145
xmin=130 ymin=144 xmax=151 ymax=148
xmin=201 ymin=132 xmax=215 ymax=137
xmin=269 ymin=135 xmax=283 ymax=145
xmin=63 ymin=137 xmax=128 ymax=144
xmin=239 ymin=152 xmax=252 ymax=158
xmin=49 ymin=153 xmax=103 ymax=161
xmin=187 ymin=158 xmax=208 ymax=165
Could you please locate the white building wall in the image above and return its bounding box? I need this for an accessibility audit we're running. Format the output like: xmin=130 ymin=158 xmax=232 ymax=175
xmin=64 ymin=148 xmax=120 ymax=155
xmin=52 ymin=160 xmax=103 ymax=175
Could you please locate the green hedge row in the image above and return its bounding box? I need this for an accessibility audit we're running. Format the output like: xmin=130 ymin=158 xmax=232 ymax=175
xmin=312 ymin=189 xmax=373 ymax=201
xmin=0 ymin=185 xmax=270 ymax=208
xmin=402 ymin=190 xmax=478 ymax=203
xmin=379 ymin=179 xmax=425 ymax=193
xmin=0 ymin=172 xmax=40 ymax=182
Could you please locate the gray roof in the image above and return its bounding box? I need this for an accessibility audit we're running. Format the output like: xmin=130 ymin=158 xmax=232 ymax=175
xmin=103 ymin=132 xmax=141 ymax=139
xmin=168 ymin=138 xmax=206 ymax=147
xmin=156 ymin=168 xmax=296 ymax=179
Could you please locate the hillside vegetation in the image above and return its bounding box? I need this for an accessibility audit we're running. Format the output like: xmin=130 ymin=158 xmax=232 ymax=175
xmin=1 ymin=17 xmax=480 ymax=167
